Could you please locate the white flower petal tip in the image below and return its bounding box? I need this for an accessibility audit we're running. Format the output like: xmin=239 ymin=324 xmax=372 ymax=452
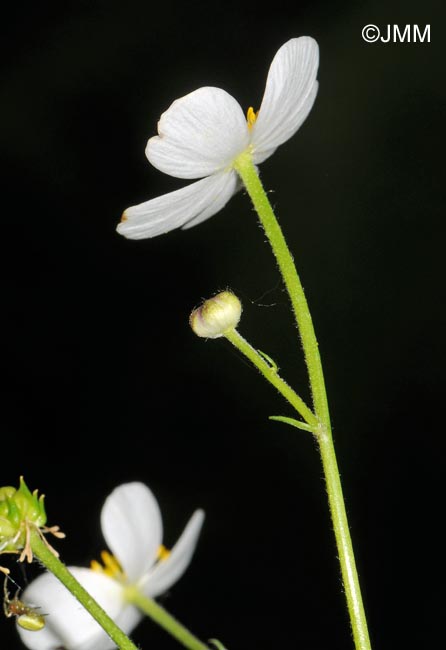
xmin=116 ymin=171 xmax=238 ymax=239
xmin=142 ymin=508 xmax=205 ymax=598
xmin=118 ymin=35 xmax=319 ymax=239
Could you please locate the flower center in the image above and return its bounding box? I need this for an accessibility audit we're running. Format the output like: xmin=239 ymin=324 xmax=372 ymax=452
xmin=90 ymin=545 xmax=171 ymax=580
xmin=246 ymin=106 xmax=258 ymax=130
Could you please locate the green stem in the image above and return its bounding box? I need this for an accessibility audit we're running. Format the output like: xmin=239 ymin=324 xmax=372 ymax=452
xmin=234 ymin=151 xmax=330 ymax=425
xmin=125 ymin=586 xmax=209 ymax=650
xmin=317 ymin=427 xmax=371 ymax=650
xmin=30 ymin=531 xmax=139 ymax=650
xmin=224 ymin=328 xmax=317 ymax=428
xmin=233 ymin=151 xmax=372 ymax=650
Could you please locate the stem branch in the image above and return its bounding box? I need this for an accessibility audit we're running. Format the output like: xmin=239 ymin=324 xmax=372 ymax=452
xmin=234 ymin=152 xmax=330 ymax=425
xmin=224 ymin=328 xmax=317 ymax=428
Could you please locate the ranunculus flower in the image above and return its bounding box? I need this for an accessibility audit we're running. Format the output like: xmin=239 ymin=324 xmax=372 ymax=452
xmin=117 ymin=36 xmax=319 ymax=239
xmin=18 ymin=482 xmax=205 ymax=650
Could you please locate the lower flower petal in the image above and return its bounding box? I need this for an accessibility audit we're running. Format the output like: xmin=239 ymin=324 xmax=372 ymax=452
xmin=181 ymin=174 xmax=242 ymax=230
xmin=17 ymin=567 xmax=136 ymax=650
xmin=117 ymin=171 xmax=238 ymax=239
xmin=140 ymin=509 xmax=205 ymax=598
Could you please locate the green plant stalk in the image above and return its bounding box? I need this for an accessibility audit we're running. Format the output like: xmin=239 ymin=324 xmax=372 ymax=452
xmin=234 ymin=151 xmax=330 ymax=425
xmin=125 ymin=586 xmax=210 ymax=650
xmin=224 ymin=328 xmax=317 ymax=429
xmin=233 ymin=151 xmax=372 ymax=650
xmin=30 ymin=531 xmax=139 ymax=650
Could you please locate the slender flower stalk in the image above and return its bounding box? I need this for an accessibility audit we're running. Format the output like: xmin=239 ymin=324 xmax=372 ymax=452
xmin=232 ymin=153 xmax=372 ymax=650
xmin=223 ymin=328 xmax=317 ymax=429
xmin=233 ymin=151 xmax=330 ymax=425
xmin=125 ymin=587 xmax=209 ymax=650
xmin=29 ymin=530 xmax=139 ymax=650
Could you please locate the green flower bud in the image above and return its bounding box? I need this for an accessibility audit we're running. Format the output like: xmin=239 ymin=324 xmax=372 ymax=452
xmin=0 ymin=477 xmax=60 ymax=563
xmin=190 ymin=290 xmax=242 ymax=339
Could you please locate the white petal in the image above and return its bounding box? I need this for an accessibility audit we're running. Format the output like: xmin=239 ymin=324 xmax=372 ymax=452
xmin=140 ymin=509 xmax=205 ymax=598
xmin=181 ymin=174 xmax=242 ymax=229
xmin=250 ymin=36 xmax=319 ymax=163
xmin=147 ymin=87 xmax=249 ymax=179
xmin=17 ymin=568 xmax=136 ymax=650
xmin=101 ymin=482 xmax=162 ymax=582
xmin=117 ymin=171 xmax=238 ymax=239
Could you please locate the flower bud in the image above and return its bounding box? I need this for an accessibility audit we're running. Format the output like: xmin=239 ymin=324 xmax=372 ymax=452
xmin=0 ymin=477 xmax=46 ymax=555
xmin=190 ymin=290 xmax=242 ymax=339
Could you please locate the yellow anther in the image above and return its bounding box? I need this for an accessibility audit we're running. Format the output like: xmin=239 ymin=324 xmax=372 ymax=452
xmin=246 ymin=106 xmax=258 ymax=130
xmin=101 ymin=551 xmax=122 ymax=576
xmin=90 ymin=551 xmax=123 ymax=578
xmin=157 ymin=544 xmax=171 ymax=561
xmin=90 ymin=559 xmax=103 ymax=572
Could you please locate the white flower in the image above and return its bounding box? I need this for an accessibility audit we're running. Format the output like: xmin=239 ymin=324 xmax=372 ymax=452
xmin=117 ymin=36 xmax=319 ymax=239
xmin=17 ymin=482 xmax=205 ymax=650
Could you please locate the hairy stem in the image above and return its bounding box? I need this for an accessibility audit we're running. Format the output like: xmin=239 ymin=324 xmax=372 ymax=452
xmin=233 ymin=151 xmax=372 ymax=650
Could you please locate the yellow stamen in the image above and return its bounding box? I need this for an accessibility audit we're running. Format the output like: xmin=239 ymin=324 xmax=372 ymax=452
xmin=90 ymin=559 xmax=103 ymax=572
xmin=246 ymin=106 xmax=258 ymax=130
xmin=91 ymin=546 xmax=170 ymax=579
xmin=101 ymin=550 xmax=121 ymax=572
xmin=90 ymin=551 xmax=123 ymax=578
xmin=157 ymin=544 xmax=171 ymax=561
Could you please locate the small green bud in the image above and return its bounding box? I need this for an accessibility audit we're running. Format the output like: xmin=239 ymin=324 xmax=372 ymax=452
xmin=190 ymin=290 xmax=242 ymax=339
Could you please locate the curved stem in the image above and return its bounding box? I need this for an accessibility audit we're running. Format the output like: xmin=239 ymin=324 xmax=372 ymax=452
xmin=125 ymin=586 xmax=209 ymax=650
xmin=233 ymin=151 xmax=372 ymax=650
xmin=30 ymin=531 xmax=139 ymax=650
xmin=234 ymin=151 xmax=330 ymax=425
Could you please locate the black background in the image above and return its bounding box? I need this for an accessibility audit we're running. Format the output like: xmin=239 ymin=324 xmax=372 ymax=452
xmin=2 ymin=1 xmax=444 ymax=649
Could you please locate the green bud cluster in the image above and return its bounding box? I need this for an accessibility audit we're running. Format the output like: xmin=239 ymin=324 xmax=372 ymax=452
xmin=0 ymin=477 xmax=47 ymax=553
